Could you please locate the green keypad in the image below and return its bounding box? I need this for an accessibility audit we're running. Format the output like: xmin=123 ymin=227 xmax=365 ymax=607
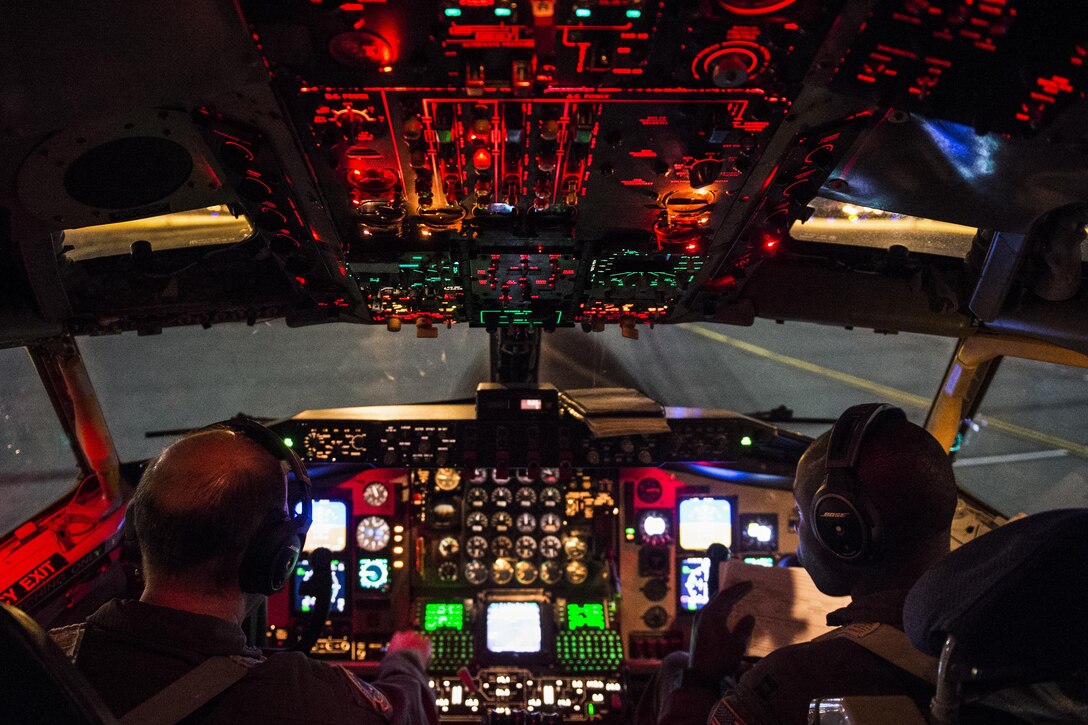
xmin=425 ymin=630 xmax=474 ymax=671
xmin=556 ymin=630 xmax=624 ymax=672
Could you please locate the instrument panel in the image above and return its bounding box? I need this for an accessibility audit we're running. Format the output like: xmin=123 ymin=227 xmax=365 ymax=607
xmin=265 ymin=392 xmax=806 ymax=722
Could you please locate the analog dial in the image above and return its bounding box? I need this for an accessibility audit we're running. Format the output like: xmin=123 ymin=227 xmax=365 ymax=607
xmin=540 ymin=560 xmax=562 ymax=584
xmin=434 ymin=468 xmax=461 ymax=491
xmin=539 ymin=535 xmax=562 ymax=559
xmin=465 ymin=560 xmax=488 ymax=585
xmin=539 ymin=512 xmax=562 ymax=534
xmin=491 ymin=558 xmax=514 ymax=585
xmin=540 ymin=487 xmax=562 ymax=507
xmin=564 ymin=536 xmax=588 ymax=560
xmin=490 ymin=511 xmax=513 ymax=531
xmin=515 ymin=535 xmax=537 ymax=559
xmin=355 ymin=516 xmax=391 ymax=552
xmin=516 ymin=487 xmax=537 ymax=507
xmin=515 ymin=560 xmax=539 ymax=585
xmin=465 ymin=535 xmax=489 ymax=559
xmin=516 ymin=512 xmax=537 ymax=533
xmin=466 ymin=487 xmax=488 ymax=507
xmin=363 ymin=481 xmax=388 ymax=507
xmin=438 ymin=562 xmax=458 ymax=582
xmin=431 ymin=502 xmax=456 ymax=527
xmin=438 ymin=536 xmax=460 ymax=558
xmin=636 ymin=477 xmax=663 ymax=504
xmin=492 ymin=535 xmax=514 ymax=559
xmin=565 ymin=560 xmax=589 ymax=584
xmin=490 ymin=487 xmax=513 ymax=507
xmin=466 ymin=511 xmax=488 ymax=531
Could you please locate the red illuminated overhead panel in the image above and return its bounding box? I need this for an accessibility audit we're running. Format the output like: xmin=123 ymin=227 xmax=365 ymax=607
xmin=718 ymin=0 xmax=799 ymax=15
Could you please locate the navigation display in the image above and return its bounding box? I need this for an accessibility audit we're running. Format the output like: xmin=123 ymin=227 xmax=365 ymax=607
xmin=486 ymin=602 xmax=542 ymax=654
xmin=679 ymin=557 xmax=711 ymax=612
xmin=293 ymin=558 xmax=347 ymax=614
xmin=303 ymin=499 xmax=348 ymax=552
xmin=358 ymin=557 xmax=390 ymax=592
xmin=424 ymin=602 xmax=465 ymax=631
xmin=678 ymin=497 xmax=733 ymax=551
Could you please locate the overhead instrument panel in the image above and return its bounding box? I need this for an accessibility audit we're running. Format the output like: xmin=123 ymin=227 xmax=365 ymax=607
xmin=241 ymin=0 xmax=848 ymax=330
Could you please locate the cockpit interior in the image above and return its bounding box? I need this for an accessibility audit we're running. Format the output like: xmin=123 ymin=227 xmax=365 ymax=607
xmin=2 ymin=0 xmax=1087 ymax=722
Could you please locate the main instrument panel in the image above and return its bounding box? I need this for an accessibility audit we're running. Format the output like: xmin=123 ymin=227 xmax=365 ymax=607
xmin=264 ymin=388 xmax=807 ymax=722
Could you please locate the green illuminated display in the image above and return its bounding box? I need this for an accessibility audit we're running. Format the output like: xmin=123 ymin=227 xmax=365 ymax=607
xmin=743 ymin=556 xmax=775 ymax=567
xmin=567 ymin=602 xmax=606 ymax=630
xmin=424 ymin=602 xmax=464 ymax=631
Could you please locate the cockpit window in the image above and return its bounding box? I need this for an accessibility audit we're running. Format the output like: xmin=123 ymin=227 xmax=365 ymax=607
xmin=0 ymin=347 xmax=81 ymax=537
xmin=59 ymin=205 xmax=254 ymax=261
xmin=79 ymin=319 xmax=957 ymax=462
xmin=953 ymin=357 xmax=1088 ymax=517
xmin=789 ymin=197 xmax=978 ymax=258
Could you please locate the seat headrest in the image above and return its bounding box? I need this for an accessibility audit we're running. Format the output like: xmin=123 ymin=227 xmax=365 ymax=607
xmin=904 ymin=508 xmax=1088 ymax=682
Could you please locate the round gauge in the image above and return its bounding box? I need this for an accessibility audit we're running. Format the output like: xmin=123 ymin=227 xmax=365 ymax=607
xmin=491 ymin=558 xmax=514 ymax=585
xmin=515 ymin=560 xmax=539 ymax=585
xmin=540 ymin=512 xmax=562 ymax=534
xmin=638 ymin=510 xmax=671 ymax=541
xmin=434 ymin=468 xmax=461 ymax=491
xmin=438 ymin=562 xmax=458 ymax=582
xmin=540 ymin=487 xmax=563 ymax=507
xmin=491 ymin=469 xmax=510 ymax=484
xmin=540 ymin=560 xmax=562 ymax=585
xmin=438 ymin=536 xmax=460 ymax=559
xmin=516 ymin=535 xmax=537 ymax=559
xmin=465 ymin=535 xmax=489 ymax=559
xmin=466 ymin=511 xmax=488 ymax=531
xmin=718 ymin=0 xmax=798 ymax=15
xmin=516 ymin=512 xmax=537 ymax=533
xmin=491 ymin=511 xmax=513 ymax=531
xmin=466 ymin=487 xmax=488 ymax=507
xmin=491 ymin=487 xmax=513 ymax=507
xmin=465 ymin=560 xmax=488 ymax=585
xmin=636 ymin=477 xmax=663 ymax=504
xmin=356 ymin=516 xmax=391 ymax=552
xmin=492 ymin=535 xmax=514 ymax=559
xmin=540 ymin=468 xmax=559 ymax=482
xmin=564 ymin=536 xmax=588 ymax=560
xmin=431 ymin=502 xmax=456 ymax=527
xmin=539 ymin=535 xmax=562 ymax=559
xmin=565 ymin=560 xmax=589 ymax=585
xmin=516 ymin=487 xmax=537 ymax=507
xmin=363 ymin=481 xmax=389 ymax=507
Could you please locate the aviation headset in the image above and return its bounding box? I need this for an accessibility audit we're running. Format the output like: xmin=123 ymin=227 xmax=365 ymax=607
xmin=809 ymin=403 xmax=906 ymax=564
xmin=124 ymin=416 xmax=312 ymax=595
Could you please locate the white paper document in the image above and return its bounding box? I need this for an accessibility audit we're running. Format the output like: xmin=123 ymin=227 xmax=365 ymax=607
xmin=718 ymin=561 xmax=851 ymax=657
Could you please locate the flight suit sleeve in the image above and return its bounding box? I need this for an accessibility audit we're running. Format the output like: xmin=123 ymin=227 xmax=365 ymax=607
xmin=657 ymin=684 xmax=726 ymax=725
xmin=365 ymin=649 xmax=439 ymax=725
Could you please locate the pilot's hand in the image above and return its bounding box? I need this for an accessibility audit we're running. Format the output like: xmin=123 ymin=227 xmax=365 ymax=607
xmin=388 ymin=630 xmax=433 ymax=668
xmin=688 ymin=580 xmax=756 ymax=681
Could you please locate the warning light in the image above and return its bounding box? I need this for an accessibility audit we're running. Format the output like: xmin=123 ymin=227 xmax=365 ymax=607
xmin=444 ymin=7 xmax=462 ymax=16
xmin=626 ymin=8 xmax=642 ymax=18
xmin=472 ymin=148 xmax=493 ymax=170
xmin=495 ymin=6 xmax=512 ymax=16
xmin=762 ymin=234 xmax=780 ymax=251
xmin=684 ymin=242 xmax=699 ymax=252
xmin=283 ymin=437 xmax=294 ymax=448
xmin=740 ymin=436 xmax=753 ymax=446
xmin=575 ymin=7 xmax=591 ymax=17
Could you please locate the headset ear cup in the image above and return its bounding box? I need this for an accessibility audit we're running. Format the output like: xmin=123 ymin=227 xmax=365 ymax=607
xmin=810 ymin=485 xmax=873 ymax=562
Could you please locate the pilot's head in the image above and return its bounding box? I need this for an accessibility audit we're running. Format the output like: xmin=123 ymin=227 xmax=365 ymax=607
xmin=131 ymin=428 xmax=287 ymax=596
xmin=792 ymin=408 xmax=957 ymax=597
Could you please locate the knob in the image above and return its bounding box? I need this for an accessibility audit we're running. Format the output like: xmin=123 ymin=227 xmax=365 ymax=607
xmin=711 ymin=55 xmax=749 ymax=88
xmin=642 ymin=605 xmax=668 ymax=629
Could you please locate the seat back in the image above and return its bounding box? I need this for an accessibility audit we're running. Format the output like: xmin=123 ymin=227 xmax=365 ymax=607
xmin=0 ymin=603 xmax=118 ymax=725
xmin=904 ymin=508 xmax=1088 ymax=685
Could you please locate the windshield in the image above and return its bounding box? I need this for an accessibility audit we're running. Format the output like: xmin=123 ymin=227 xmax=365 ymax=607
xmin=0 ymin=347 xmax=81 ymax=537
xmin=78 ymin=320 xmax=955 ymax=459
xmin=954 ymin=357 xmax=1088 ymax=517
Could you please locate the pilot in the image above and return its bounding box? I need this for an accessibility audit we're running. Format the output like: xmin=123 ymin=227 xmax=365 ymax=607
xmin=637 ymin=404 xmax=958 ymax=725
xmin=56 ymin=426 xmax=438 ymax=724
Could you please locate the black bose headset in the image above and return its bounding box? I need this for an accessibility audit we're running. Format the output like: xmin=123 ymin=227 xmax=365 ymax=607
xmin=809 ymin=403 xmax=905 ymax=564
xmin=124 ymin=416 xmax=312 ymax=595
